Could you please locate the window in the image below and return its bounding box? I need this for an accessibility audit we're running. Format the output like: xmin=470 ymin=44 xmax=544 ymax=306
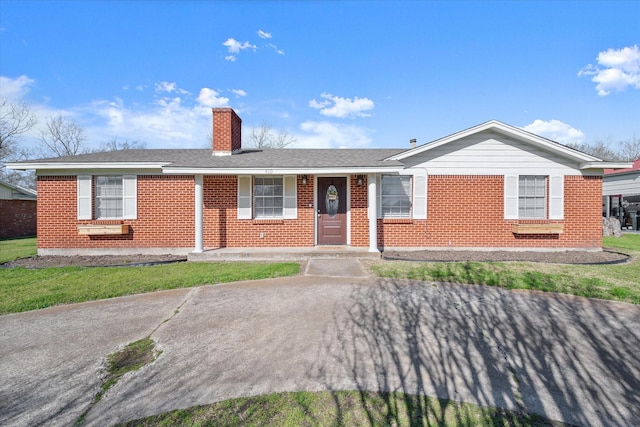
xmin=518 ymin=176 xmax=546 ymax=219
xmin=77 ymin=175 xmax=137 ymax=220
xmin=381 ymin=175 xmax=411 ymax=218
xmin=238 ymin=175 xmax=297 ymax=220
xmin=254 ymin=176 xmax=283 ymax=218
xmin=95 ymin=176 xmax=124 ymax=219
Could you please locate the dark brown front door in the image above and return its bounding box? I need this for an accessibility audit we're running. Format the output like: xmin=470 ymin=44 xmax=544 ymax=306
xmin=317 ymin=177 xmax=347 ymax=245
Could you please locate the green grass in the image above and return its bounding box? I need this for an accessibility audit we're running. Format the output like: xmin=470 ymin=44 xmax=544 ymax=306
xmin=603 ymin=233 xmax=640 ymax=251
xmin=371 ymin=234 xmax=640 ymax=304
xmin=118 ymin=390 xmax=556 ymax=427
xmin=0 ymin=262 xmax=300 ymax=314
xmin=100 ymin=337 xmax=159 ymax=401
xmin=0 ymin=237 xmax=37 ymax=263
xmin=76 ymin=337 xmax=161 ymax=426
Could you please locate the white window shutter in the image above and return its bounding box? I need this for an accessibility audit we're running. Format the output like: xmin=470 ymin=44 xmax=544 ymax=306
xmin=237 ymin=175 xmax=252 ymax=219
xmin=283 ymin=175 xmax=297 ymax=219
xmin=77 ymin=175 xmax=92 ymax=220
xmin=504 ymin=175 xmax=518 ymax=219
xmin=376 ymin=174 xmax=382 ymax=219
xmin=122 ymin=175 xmax=137 ymax=219
xmin=549 ymin=176 xmax=564 ymax=220
xmin=412 ymin=174 xmax=427 ymax=219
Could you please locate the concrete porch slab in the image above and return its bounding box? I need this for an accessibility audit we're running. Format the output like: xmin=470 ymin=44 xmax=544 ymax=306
xmin=188 ymin=246 xmax=381 ymax=262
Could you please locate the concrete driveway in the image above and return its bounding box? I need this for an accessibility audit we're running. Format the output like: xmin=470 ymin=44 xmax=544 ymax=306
xmin=1 ymin=259 xmax=639 ymax=426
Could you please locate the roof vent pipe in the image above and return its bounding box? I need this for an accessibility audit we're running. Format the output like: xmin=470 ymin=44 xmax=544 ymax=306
xmin=410 ymin=138 xmax=417 ymax=149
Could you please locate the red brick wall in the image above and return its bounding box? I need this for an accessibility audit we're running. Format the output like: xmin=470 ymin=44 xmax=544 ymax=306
xmin=203 ymin=175 xmax=315 ymax=248
xmin=212 ymin=108 xmax=242 ymax=153
xmin=399 ymin=175 xmax=602 ymax=249
xmin=37 ymin=175 xmax=195 ymax=249
xmin=350 ymin=175 xmax=369 ymax=247
xmin=0 ymin=199 xmax=37 ymax=238
xmin=35 ymin=173 xmax=603 ymax=251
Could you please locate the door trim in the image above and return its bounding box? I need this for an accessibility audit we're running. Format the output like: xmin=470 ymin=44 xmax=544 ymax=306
xmin=315 ymin=175 xmax=350 ymax=246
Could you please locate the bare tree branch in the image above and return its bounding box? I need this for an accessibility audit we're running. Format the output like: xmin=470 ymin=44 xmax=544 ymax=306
xmin=246 ymin=122 xmax=296 ymax=149
xmin=0 ymin=98 xmax=38 ymax=162
xmin=618 ymin=134 xmax=640 ymax=161
xmin=567 ymin=139 xmax=621 ymax=161
xmin=272 ymin=129 xmax=296 ymax=148
xmin=248 ymin=122 xmax=273 ymax=149
xmin=39 ymin=115 xmax=87 ymax=157
xmin=97 ymin=137 xmax=146 ymax=152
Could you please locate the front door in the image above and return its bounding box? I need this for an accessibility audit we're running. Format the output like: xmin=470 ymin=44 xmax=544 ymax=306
xmin=317 ymin=177 xmax=347 ymax=245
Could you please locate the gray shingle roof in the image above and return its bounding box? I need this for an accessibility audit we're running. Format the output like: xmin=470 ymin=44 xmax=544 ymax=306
xmin=20 ymin=148 xmax=406 ymax=169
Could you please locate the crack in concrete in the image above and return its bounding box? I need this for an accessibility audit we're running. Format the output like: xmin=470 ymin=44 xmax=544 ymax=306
xmin=149 ymin=288 xmax=198 ymax=336
xmin=76 ymin=288 xmax=198 ymax=425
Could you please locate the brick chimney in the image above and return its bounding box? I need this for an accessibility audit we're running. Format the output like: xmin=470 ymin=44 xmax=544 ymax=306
xmin=212 ymin=108 xmax=242 ymax=156
xmin=410 ymin=138 xmax=417 ymax=149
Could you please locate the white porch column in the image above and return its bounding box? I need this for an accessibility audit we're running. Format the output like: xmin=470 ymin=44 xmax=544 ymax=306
xmin=367 ymin=173 xmax=378 ymax=252
xmin=194 ymin=174 xmax=204 ymax=253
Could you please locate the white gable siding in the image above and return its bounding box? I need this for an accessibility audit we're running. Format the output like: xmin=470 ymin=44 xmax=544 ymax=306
xmin=0 ymin=184 xmax=11 ymax=200
xmin=603 ymin=173 xmax=640 ymax=196
xmin=402 ymin=131 xmax=586 ymax=176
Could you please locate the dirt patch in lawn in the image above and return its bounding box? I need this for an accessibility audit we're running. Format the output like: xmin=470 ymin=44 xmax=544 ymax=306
xmin=382 ymin=249 xmax=630 ymax=265
xmin=2 ymin=254 xmax=187 ymax=268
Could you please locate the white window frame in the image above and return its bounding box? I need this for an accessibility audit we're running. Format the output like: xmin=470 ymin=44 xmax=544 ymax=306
xmin=237 ymin=175 xmax=297 ymax=220
xmin=77 ymin=175 xmax=137 ymax=220
xmin=380 ymin=175 xmax=412 ymax=219
xmin=518 ymin=175 xmax=547 ymax=219
xmin=253 ymin=176 xmax=284 ymax=219
xmin=504 ymin=175 xmax=563 ymax=220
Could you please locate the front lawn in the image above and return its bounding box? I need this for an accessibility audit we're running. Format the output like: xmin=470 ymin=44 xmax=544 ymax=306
xmin=0 ymin=262 xmax=300 ymax=314
xmin=0 ymin=237 xmax=37 ymax=264
xmin=119 ymin=390 xmax=554 ymax=427
xmin=371 ymin=234 xmax=640 ymax=304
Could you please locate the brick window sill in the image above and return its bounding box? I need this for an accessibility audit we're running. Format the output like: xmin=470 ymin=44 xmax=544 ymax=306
xmin=252 ymin=219 xmax=285 ymax=225
xmin=382 ymin=218 xmax=413 ymax=224
xmin=511 ymin=223 xmax=564 ymax=235
xmin=78 ymin=224 xmax=130 ymax=235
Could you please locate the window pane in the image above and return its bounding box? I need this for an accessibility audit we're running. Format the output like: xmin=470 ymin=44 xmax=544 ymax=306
xmin=381 ymin=176 xmax=411 ymax=218
xmin=95 ymin=176 xmax=124 ymax=219
xmin=254 ymin=176 xmax=284 ymax=218
xmin=518 ymin=176 xmax=546 ymax=219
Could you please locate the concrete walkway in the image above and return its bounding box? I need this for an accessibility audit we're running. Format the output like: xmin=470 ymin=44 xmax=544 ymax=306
xmin=1 ymin=261 xmax=639 ymax=426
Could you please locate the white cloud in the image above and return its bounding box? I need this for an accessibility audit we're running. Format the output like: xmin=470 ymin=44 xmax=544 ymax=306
xmin=266 ymin=43 xmax=285 ymax=55
xmin=87 ymin=92 xmax=217 ymax=148
xmin=230 ymin=89 xmax=247 ymax=97
xmin=222 ymin=38 xmax=256 ymax=61
xmin=522 ymin=119 xmax=586 ymax=145
xmin=578 ymin=45 xmax=640 ymax=96
xmin=0 ymin=75 xmax=35 ymax=100
xmin=293 ymin=121 xmax=374 ymax=148
xmin=154 ymin=81 xmax=189 ymax=94
xmin=0 ymin=75 xmax=231 ymax=150
xmin=196 ymin=88 xmax=229 ymax=108
xmin=257 ymin=30 xmax=272 ymax=39
xmin=309 ymin=93 xmax=375 ymax=118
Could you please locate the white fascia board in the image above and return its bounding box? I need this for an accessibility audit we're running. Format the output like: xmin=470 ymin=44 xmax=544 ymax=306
xmin=580 ymin=161 xmax=634 ymax=170
xmin=162 ymin=166 xmax=405 ymax=175
xmin=386 ymin=120 xmax=600 ymax=163
xmin=5 ymin=162 xmax=171 ymax=171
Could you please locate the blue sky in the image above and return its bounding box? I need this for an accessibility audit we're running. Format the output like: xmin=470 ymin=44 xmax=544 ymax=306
xmin=1 ymin=0 xmax=638 ymax=152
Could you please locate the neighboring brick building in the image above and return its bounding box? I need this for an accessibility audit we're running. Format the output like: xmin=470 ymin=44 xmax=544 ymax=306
xmin=7 ymin=108 xmax=630 ymax=255
xmin=0 ymin=180 xmax=37 ymax=239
